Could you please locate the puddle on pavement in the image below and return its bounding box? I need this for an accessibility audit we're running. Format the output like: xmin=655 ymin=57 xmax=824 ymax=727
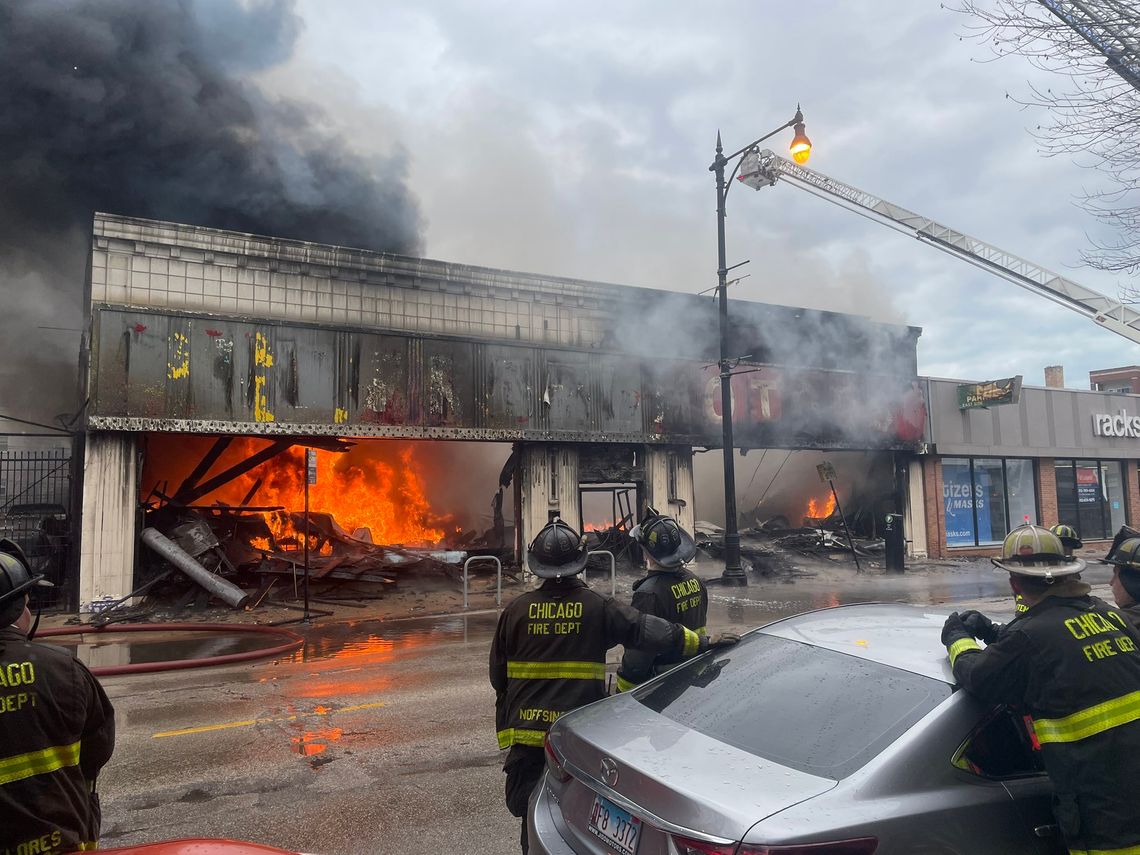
xmin=704 ymin=562 xmax=1115 ymax=628
xmin=51 ymin=630 xmax=281 ymax=669
xmin=299 ymin=612 xmax=501 ymax=662
xmin=290 ymin=726 xmax=343 ymax=756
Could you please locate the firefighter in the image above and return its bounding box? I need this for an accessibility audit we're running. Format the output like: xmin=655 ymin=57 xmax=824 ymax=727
xmin=1051 ymin=523 xmax=1083 ymax=557
xmin=1106 ymin=536 xmax=1140 ymax=628
xmin=0 ymin=539 xmax=115 ymax=855
xmin=616 ymin=507 xmax=707 ymax=691
xmin=942 ymin=525 xmax=1140 ymax=854
xmin=490 ymin=518 xmax=738 ymax=854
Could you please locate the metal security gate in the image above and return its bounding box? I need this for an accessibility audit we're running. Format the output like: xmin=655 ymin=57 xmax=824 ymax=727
xmin=0 ymin=449 xmax=73 ymax=610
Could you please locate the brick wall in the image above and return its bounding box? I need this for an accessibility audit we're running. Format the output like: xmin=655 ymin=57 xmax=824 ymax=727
xmin=1038 ymin=458 xmax=1058 ymax=528
xmin=923 ymin=457 xmax=944 ymax=559
xmin=1128 ymin=461 xmax=1140 ymax=527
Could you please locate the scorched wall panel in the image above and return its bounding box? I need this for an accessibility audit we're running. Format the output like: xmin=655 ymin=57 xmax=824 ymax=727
xmin=91 ymin=306 xmax=924 ymax=448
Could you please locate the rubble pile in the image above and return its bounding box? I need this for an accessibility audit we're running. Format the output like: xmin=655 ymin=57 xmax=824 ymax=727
xmin=112 ymin=437 xmax=515 ymax=621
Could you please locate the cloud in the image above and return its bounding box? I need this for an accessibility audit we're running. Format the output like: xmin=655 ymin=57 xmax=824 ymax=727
xmin=272 ymin=0 xmax=1138 ymax=389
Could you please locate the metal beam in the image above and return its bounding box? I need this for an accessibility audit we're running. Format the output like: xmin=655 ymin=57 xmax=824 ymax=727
xmin=177 ymin=440 xmax=295 ymax=505
xmin=171 ymin=436 xmax=233 ymax=504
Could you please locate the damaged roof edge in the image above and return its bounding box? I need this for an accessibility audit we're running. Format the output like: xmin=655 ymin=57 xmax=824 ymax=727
xmin=91 ymin=212 xmax=921 ymax=338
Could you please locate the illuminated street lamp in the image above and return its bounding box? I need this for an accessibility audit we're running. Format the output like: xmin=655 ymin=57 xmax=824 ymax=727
xmin=709 ymin=107 xmax=811 ymax=586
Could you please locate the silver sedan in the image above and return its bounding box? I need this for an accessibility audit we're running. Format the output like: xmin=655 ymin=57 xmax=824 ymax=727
xmin=529 ymin=603 xmax=1064 ymax=855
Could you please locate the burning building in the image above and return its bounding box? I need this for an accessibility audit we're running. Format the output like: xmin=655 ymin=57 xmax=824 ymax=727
xmin=76 ymin=213 xmax=924 ymax=609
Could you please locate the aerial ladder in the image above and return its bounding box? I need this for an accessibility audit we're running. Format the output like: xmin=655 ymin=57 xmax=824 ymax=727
xmin=1036 ymin=0 xmax=1140 ymax=92
xmin=737 ymin=148 xmax=1140 ymax=346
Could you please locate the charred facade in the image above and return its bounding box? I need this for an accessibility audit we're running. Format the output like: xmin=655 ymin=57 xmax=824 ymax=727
xmin=77 ymin=213 xmax=923 ymax=608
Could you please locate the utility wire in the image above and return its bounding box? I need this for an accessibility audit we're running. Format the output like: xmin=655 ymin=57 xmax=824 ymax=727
xmin=743 ymin=449 xmax=769 ymax=493
xmin=753 ymin=450 xmax=794 ymax=515
xmin=0 ymin=413 xmax=72 ymax=434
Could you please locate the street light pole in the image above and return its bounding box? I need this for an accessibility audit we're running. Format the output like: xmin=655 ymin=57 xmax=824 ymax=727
xmin=711 ymin=133 xmax=746 ymax=584
xmin=709 ymin=109 xmax=811 ymax=585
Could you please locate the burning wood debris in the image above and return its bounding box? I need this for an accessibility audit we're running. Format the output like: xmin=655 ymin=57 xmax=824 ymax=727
xmin=694 ymin=487 xmax=888 ymax=573
xmin=124 ymin=435 xmax=514 ymax=616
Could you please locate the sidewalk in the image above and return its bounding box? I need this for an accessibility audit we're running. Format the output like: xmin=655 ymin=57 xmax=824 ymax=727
xmin=45 ymin=547 xmax=1116 ymax=634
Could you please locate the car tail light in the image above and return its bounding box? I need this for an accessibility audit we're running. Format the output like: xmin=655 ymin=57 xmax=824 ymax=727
xmin=671 ymin=837 xmax=878 ymax=855
xmin=670 ymin=838 xmax=737 ymax=855
xmin=544 ymin=733 xmax=571 ymax=783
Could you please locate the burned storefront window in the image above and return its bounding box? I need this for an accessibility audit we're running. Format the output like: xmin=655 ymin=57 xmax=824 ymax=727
xmin=943 ymin=457 xmax=1037 ymax=547
xmin=1055 ymin=459 xmax=1125 ymax=541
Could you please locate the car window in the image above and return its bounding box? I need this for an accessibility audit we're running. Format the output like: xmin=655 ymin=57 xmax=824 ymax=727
xmin=634 ymin=633 xmax=951 ymax=780
xmin=953 ymin=706 xmax=1045 ymax=779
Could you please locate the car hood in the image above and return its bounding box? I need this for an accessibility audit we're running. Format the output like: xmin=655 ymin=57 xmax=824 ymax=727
xmin=551 ymin=693 xmax=837 ymax=840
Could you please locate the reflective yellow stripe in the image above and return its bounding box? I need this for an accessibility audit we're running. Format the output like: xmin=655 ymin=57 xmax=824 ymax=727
xmin=696 ymin=626 xmax=707 ymax=636
xmin=947 ymin=637 xmax=981 ymax=667
xmin=76 ymin=844 xmax=99 ymax=852
xmin=1034 ymin=689 xmax=1140 ymax=745
xmin=615 ymin=674 xmax=637 ymax=693
xmin=1069 ymin=846 xmax=1140 ymax=855
xmin=497 ymin=728 xmax=547 ymax=748
xmin=0 ymin=741 xmax=81 ymax=786
xmin=507 ymin=660 xmax=605 ymax=680
xmin=682 ymin=627 xmax=700 ymax=657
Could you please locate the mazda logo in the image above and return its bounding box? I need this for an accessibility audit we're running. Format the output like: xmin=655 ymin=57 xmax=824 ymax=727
xmin=600 ymin=756 xmax=619 ymax=787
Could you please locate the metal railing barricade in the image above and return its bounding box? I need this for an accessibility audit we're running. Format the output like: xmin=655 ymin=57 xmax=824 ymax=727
xmin=463 ymin=555 xmax=504 ymax=609
xmin=587 ymin=550 xmax=617 ymax=597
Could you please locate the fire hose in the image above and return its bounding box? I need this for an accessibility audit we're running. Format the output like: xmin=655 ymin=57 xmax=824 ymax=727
xmin=36 ymin=622 xmax=305 ymax=677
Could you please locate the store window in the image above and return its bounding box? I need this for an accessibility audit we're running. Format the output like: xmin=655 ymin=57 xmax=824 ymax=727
xmin=1055 ymin=459 xmax=1126 ymax=541
xmin=943 ymin=457 xmax=1038 ymax=547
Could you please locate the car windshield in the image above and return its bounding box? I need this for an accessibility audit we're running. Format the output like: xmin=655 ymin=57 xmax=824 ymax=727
xmin=634 ymin=633 xmax=952 ymax=780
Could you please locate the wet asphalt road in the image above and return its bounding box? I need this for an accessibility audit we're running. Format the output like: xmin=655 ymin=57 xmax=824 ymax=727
xmin=91 ymin=563 xmax=1115 ymax=854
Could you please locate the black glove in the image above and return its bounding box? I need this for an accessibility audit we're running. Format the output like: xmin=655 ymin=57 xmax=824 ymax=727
xmin=958 ymin=609 xmax=1002 ymax=644
xmin=701 ymin=632 xmax=741 ymax=651
xmin=941 ymin=612 xmax=971 ymax=647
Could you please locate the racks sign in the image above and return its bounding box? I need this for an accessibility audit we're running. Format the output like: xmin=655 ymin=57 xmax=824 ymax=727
xmin=1093 ymin=410 xmax=1140 ymax=438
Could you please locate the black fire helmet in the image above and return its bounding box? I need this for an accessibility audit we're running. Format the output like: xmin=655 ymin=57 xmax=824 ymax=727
xmin=630 ymin=507 xmax=697 ymax=569
xmin=527 ymin=518 xmax=589 ymax=579
xmin=0 ymin=538 xmax=52 ymax=627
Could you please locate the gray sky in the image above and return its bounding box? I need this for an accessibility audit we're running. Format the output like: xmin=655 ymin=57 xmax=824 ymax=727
xmin=260 ymin=0 xmax=1135 ymax=387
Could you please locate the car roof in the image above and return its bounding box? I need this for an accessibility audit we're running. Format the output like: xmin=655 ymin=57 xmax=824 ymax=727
xmin=5 ymin=502 xmax=67 ymax=515
xmin=759 ymin=602 xmax=956 ymax=683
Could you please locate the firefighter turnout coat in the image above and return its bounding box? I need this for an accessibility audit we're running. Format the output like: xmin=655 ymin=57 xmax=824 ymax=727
xmin=1122 ymin=602 xmax=1140 ymax=631
xmin=489 ymin=577 xmax=703 ymax=750
xmin=616 ymin=567 xmax=708 ymax=691
xmin=948 ymin=582 xmax=1140 ymax=854
xmin=0 ymin=626 xmax=115 ymax=855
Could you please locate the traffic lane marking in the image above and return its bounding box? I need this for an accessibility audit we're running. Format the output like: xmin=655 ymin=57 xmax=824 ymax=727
xmin=151 ymin=700 xmax=385 ymax=739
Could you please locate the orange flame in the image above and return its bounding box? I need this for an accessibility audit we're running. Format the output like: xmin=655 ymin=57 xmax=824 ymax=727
xmin=806 ymin=493 xmax=837 ymax=520
xmin=143 ymin=437 xmax=448 ymax=547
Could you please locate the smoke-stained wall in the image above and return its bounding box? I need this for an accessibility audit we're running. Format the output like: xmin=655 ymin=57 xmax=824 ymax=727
xmin=519 ymin=445 xmax=581 ymax=571
xmin=645 ymin=448 xmax=696 ymax=534
xmin=79 ymin=432 xmax=137 ymax=605
xmin=87 ymin=215 xmax=924 ymax=450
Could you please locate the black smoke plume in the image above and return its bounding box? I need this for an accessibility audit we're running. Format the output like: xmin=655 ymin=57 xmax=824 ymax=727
xmin=0 ymin=0 xmax=422 ymax=424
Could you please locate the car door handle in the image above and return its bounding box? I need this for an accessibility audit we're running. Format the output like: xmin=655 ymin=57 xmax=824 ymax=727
xmin=1034 ymin=824 xmax=1059 ymax=838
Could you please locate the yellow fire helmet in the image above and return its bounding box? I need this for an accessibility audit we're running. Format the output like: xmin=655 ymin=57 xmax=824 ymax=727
xmin=991 ymin=524 xmax=1085 ymax=581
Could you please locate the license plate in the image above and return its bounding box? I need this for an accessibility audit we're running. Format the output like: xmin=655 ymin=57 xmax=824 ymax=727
xmin=588 ymin=793 xmax=641 ymax=855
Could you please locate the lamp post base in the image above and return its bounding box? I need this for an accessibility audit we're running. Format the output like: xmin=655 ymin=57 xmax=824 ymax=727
xmin=719 ymin=532 xmax=747 ymax=585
